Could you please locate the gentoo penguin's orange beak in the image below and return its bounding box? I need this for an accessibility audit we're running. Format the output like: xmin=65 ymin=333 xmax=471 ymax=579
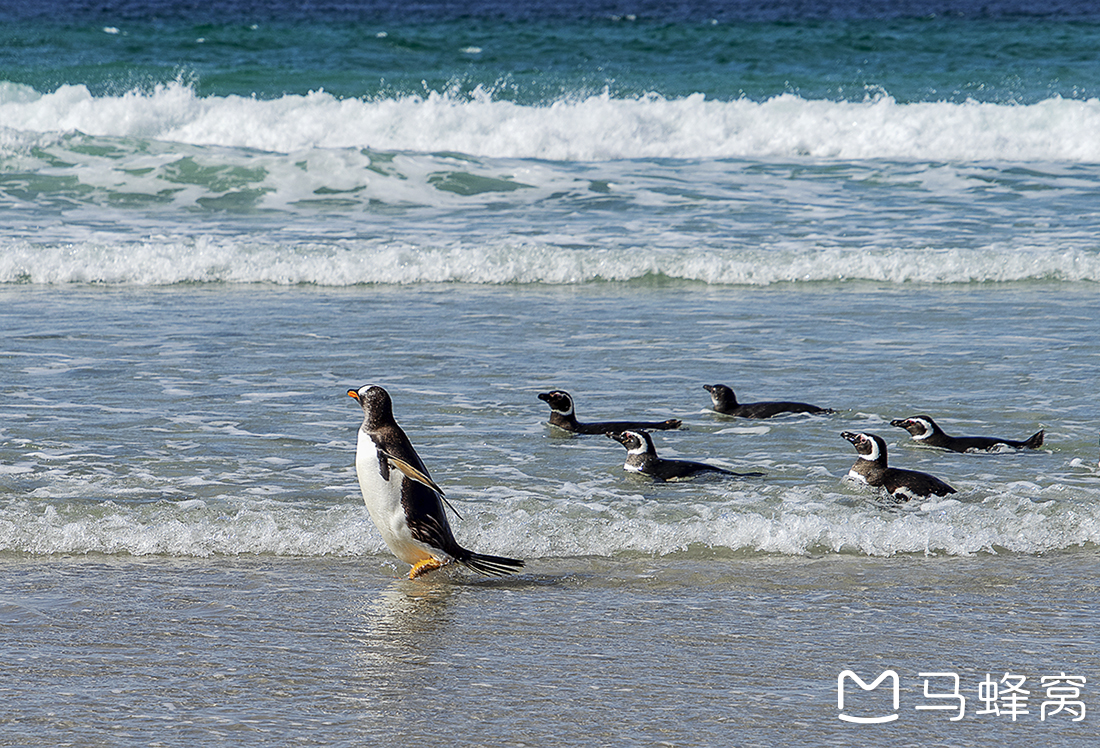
xmin=347 ymin=389 xmax=361 ymax=402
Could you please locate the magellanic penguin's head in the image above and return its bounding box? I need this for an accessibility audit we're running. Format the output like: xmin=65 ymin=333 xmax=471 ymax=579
xmin=606 ymin=429 xmax=654 ymax=456
xmin=842 ymin=431 xmax=887 ymax=463
xmin=889 ymin=415 xmax=936 ymax=439
xmin=702 ymin=383 xmax=737 ymax=408
xmin=537 ymin=390 xmax=574 ymax=416
xmin=347 ymin=384 xmax=394 ymax=429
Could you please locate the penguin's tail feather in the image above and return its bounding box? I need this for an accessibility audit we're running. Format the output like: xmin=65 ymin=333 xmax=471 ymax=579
xmin=459 ymin=551 xmax=525 ymax=577
xmin=1023 ymin=430 xmax=1044 ymax=449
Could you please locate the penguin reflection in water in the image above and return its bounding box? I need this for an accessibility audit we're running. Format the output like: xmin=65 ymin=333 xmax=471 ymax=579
xmin=348 ymin=385 xmax=524 ymax=579
xmin=841 ymin=431 xmax=956 ymax=500
xmin=607 ymin=429 xmax=764 ymax=482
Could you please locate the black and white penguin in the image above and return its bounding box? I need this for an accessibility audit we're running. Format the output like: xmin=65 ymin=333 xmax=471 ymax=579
xmin=841 ymin=431 xmax=956 ymax=500
xmin=890 ymin=414 xmax=1044 ymax=453
xmin=348 ymin=385 xmax=523 ymax=579
xmin=606 ymin=430 xmax=764 ymax=482
xmin=703 ymin=384 xmax=833 ymax=419
xmin=537 ymin=390 xmax=681 ymax=434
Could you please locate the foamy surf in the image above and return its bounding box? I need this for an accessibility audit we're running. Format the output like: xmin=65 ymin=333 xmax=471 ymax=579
xmin=4 ymin=82 xmax=1100 ymax=161
xmin=2 ymin=483 xmax=1097 ymax=559
xmin=3 ymin=237 xmax=1099 ymax=286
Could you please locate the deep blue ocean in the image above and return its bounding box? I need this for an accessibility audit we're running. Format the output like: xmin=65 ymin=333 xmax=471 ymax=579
xmin=2 ymin=1 xmax=1099 ymax=745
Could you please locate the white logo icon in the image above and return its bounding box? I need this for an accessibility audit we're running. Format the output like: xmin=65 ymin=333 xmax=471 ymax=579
xmin=838 ymin=669 xmax=900 ymax=724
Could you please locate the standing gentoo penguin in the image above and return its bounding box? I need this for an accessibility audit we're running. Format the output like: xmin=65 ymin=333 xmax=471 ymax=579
xmin=703 ymin=384 xmax=833 ymax=418
xmin=841 ymin=431 xmax=956 ymax=500
xmin=537 ymin=390 xmax=681 ymax=434
xmin=607 ymin=430 xmax=764 ymax=481
xmin=890 ymin=414 xmax=1044 ymax=452
xmin=348 ymin=385 xmax=523 ymax=579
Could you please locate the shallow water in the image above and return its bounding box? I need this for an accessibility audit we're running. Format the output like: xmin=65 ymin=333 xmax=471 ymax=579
xmin=3 ymin=552 xmax=1097 ymax=746
xmin=3 ymin=280 xmax=1099 ymax=743
xmin=3 ymin=283 xmax=1097 ymax=560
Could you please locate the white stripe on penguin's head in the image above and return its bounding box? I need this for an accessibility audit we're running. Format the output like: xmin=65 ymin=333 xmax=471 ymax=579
xmin=539 ymin=390 xmax=574 ymax=416
xmin=910 ymin=417 xmax=934 ymax=439
xmin=858 ymin=433 xmax=881 ymax=461
xmin=623 ymin=430 xmax=649 ymax=455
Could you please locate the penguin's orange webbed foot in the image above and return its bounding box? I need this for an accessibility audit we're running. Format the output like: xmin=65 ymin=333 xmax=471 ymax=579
xmin=408 ymin=557 xmax=445 ymax=579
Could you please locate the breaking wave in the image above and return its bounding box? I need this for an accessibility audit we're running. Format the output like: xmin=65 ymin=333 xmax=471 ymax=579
xmin=4 ymin=81 xmax=1100 ymax=161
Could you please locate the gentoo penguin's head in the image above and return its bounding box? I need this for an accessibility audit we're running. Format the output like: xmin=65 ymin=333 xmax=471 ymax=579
xmin=607 ymin=430 xmax=654 ymax=455
xmin=702 ymin=384 xmax=736 ymax=407
xmin=347 ymin=384 xmax=394 ymax=428
xmin=538 ymin=390 xmax=574 ymax=416
xmin=889 ymin=415 xmax=936 ymax=439
xmin=842 ymin=431 xmax=887 ymax=462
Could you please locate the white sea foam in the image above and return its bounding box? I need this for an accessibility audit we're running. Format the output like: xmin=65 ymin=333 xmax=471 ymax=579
xmin=2 ymin=237 xmax=1098 ymax=286
xmin=1 ymin=486 xmax=1096 ymax=559
xmin=4 ymin=81 xmax=1100 ymax=287
xmin=4 ymin=81 xmax=1100 ymax=162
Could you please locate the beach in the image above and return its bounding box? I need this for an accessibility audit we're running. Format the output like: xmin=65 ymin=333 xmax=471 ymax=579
xmin=2 ymin=1 xmax=1099 ymax=743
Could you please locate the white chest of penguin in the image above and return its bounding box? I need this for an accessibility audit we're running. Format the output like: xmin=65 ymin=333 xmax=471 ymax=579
xmin=847 ymin=468 xmax=870 ymax=484
xmin=354 ymin=428 xmax=412 ymax=546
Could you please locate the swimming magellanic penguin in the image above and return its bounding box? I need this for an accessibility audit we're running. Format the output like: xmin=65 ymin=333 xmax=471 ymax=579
xmin=841 ymin=431 xmax=956 ymax=500
xmin=890 ymin=414 xmax=1044 ymax=452
xmin=537 ymin=390 xmax=681 ymax=434
xmin=703 ymin=384 xmax=833 ymax=418
xmin=348 ymin=385 xmax=524 ymax=579
xmin=606 ymin=430 xmax=764 ymax=482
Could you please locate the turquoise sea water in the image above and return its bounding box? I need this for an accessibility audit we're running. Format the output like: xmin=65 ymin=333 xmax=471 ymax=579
xmin=2 ymin=1 xmax=1099 ymax=744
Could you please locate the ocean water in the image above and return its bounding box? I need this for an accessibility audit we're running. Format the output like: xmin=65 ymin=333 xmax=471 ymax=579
xmin=2 ymin=1 xmax=1100 ymax=744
